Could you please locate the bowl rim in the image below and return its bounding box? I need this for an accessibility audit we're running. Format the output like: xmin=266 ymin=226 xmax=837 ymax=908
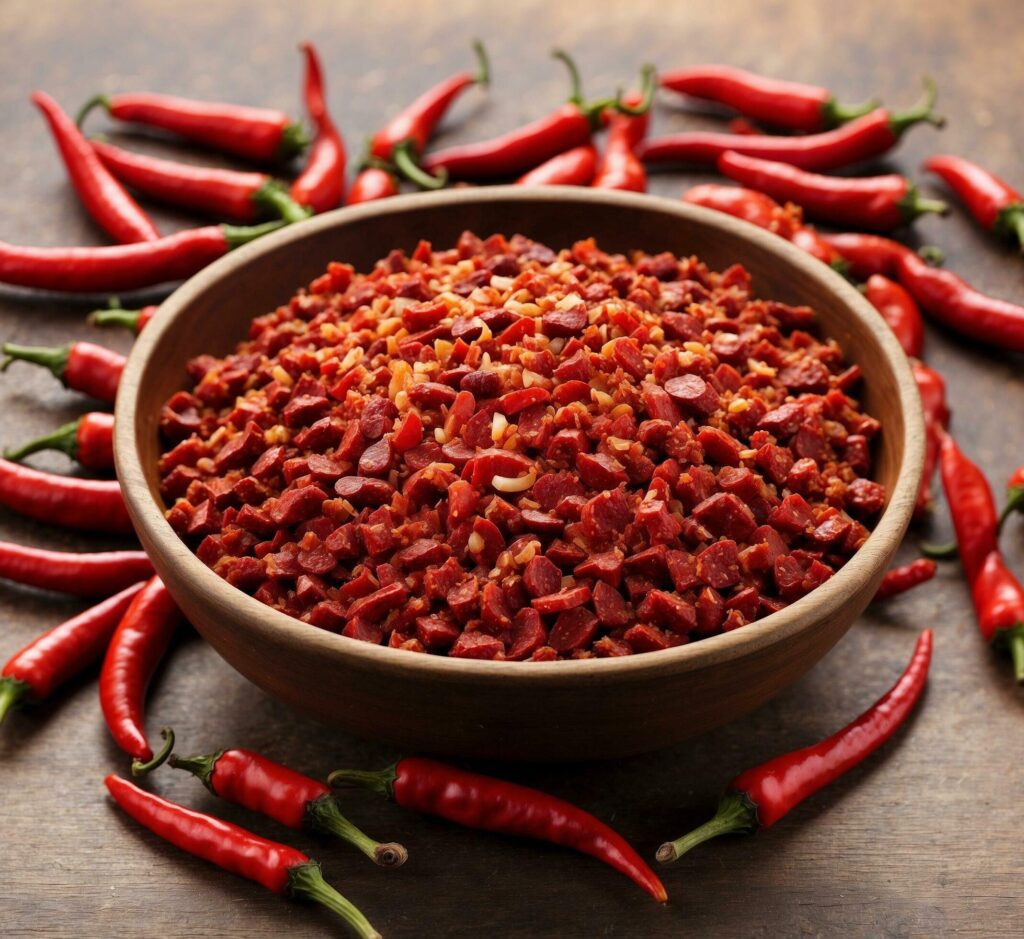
xmin=116 ymin=185 xmax=923 ymax=684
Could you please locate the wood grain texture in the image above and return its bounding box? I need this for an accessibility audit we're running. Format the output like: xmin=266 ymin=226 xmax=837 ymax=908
xmin=1 ymin=0 xmax=1022 ymax=935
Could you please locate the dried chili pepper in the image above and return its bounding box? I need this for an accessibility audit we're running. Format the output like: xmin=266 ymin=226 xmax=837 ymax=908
xmin=640 ymin=79 xmax=942 ymax=172
xmin=290 ymin=42 xmax=346 ymax=213
xmin=997 ymin=465 xmax=1024 ymax=534
xmin=910 ymin=360 xmax=950 ymax=520
xmin=89 ymin=300 xmax=158 ymax=334
xmin=33 ymin=91 xmax=160 ymax=244
xmin=78 ymin=93 xmax=309 ymax=163
xmin=924 ymin=154 xmax=1024 ymax=248
xmin=0 ymin=221 xmax=283 ymax=293
xmin=863 ymin=274 xmax=924 ymax=358
xmin=7 ymin=411 xmax=114 ymax=469
xmin=105 ymin=775 xmax=380 ymax=939
xmin=718 ymin=150 xmax=946 ymax=231
xmin=515 ymin=144 xmax=598 ymax=186
xmin=592 ymin=75 xmax=656 ymax=192
xmin=657 ymin=629 xmax=932 ymax=863
xmin=660 ymin=64 xmax=877 ymax=132
xmin=873 ymin=559 xmax=937 ymax=600
xmin=91 ymin=139 xmax=309 ymax=223
xmin=99 ymin=576 xmax=182 ymax=774
xmin=2 ymin=340 xmax=123 ymax=404
xmin=0 ymin=541 xmax=151 ymax=597
xmin=171 ymin=747 xmax=407 ymax=867
xmin=328 ymin=757 xmax=667 ymax=902
xmin=0 ymin=457 xmax=131 ymax=533
xmin=0 ymin=582 xmax=145 ymax=724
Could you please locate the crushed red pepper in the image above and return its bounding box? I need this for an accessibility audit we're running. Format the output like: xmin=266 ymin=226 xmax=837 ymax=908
xmin=158 ymin=232 xmax=885 ymax=660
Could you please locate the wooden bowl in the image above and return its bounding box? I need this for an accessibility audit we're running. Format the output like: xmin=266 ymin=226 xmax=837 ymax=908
xmin=115 ymin=187 xmax=923 ymax=760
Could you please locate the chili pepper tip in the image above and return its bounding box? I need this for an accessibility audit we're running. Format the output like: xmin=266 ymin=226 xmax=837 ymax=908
xmin=130 ymin=726 xmax=175 ymax=776
xmin=657 ymin=791 xmax=757 ymax=865
xmin=0 ymin=676 xmax=29 ymax=725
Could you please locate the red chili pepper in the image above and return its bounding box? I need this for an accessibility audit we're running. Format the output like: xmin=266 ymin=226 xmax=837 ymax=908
xmin=290 ymin=42 xmax=346 ymax=213
xmin=91 ymin=139 xmax=309 ymax=223
xmin=171 ymin=747 xmax=407 ymax=867
xmin=819 ymin=232 xmax=913 ymax=279
xmin=640 ymin=79 xmax=942 ymax=172
xmin=89 ymin=300 xmax=158 ymax=334
xmin=592 ymin=73 xmax=655 ymax=192
xmin=105 ymin=775 xmax=380 ymax=938
xmin=660 ymin=65 xmax=878 ymax=133
xmin=0 ymin=221 xmax=283 ymax=293
xmin=77 ymin=93 xmax=309 ymax=163
xmin=1 ymin=340 xmax=123 ymax=403
xmin=346 ymin=167 xmax=400 ymax=205
xmin=997 ymin=465 xmax=1024 ymax=534
xmin=657 ymin=629 xmax=932 ymax=863
xmin=328 ymin=756 xmax=667 ymax=902
xmin=515 ymin=144 xmax=598 ymax=186
xmin=970 ymin=551 xmax=1024 ymax=681
xmin=911 ymin=360 xmax=950 ymax=520
xmin=0 ymin=541 xmax=151 ymax=597
xmin=924 ymin=154 xmax=1024 ymax=248
xmin=99 ymin=576 xmax=182 ymax=774
xmin=863 ymin=274 xmax=925 ymax=358
xmin=718 ymin=150 xmax=946 ymax=231
xmin=0 ymin=582 xmax=146 ymax=724
xmin=873 ymin=558 xmax=937 ymax=600
xmin=6 ymin=411 xmax=114 ymax=469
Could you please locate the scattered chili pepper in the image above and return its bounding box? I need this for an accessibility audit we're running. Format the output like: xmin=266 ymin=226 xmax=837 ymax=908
xmin=970 ymin=550 xmax=1024 ymax=682
xmin=656 ymin=629 xmax=932 ymax=863
xmin=0 ymin=457 xmax=131 ymax=533
xmin=639 ymin=79 xmax=943 ymax=172
xmin=819 ymin=232 xmax=913 ymax=279
xmin=0 ymin=221 xmax=284 ymax=293
xmin=328 ymin=757 xmax=667 ymax=902
xmin=0 ymin=582 xmax=146 ymax=724
xmin=997 ymin=465 xmax=1024 ymax=534
xmin=659 ymin=64 xmax=877 ymax=132
xmin=1 ymin=339 xmax=123 ymax=404
xmin=592 ymin=74 xmax=656 ymax=192
xmin=718 ymin=150 xmax=946 ymax=231
xmin=0 ymin=541 xmax=151 ymax=597
xmin=515 ymin=144 xmax=598 ymax=186
xmin=910 ymin=359 xmax=950 ymax=520
xmin=924 ymin=154 xmax=1024 ymax=249
xmin=99 ymin=576 xmax=182 ymax=774
xmin=77 ymin=92 xmax=309 ymax=163
xmin=873 ymin=559 xmax=937 ymax=601
xmin=346 ymin=166 xmax=400 ymax=205
xmin=863 ymin=274 xmax=925 ymax=358
xmin=6 ymin=411 xmax=114 ymax=469
xmin=33 ymin=91 xmax=160 ymax=244
xmin=91 ymin=139 xmax=309 ymax=223
xmin=171 ymin=747 xmax=407 ymax=867
xmin=290 ymin=42 xmax=346 ymax=213
xmin=104 ymin=775 xmax=380 ymax=939
xmin=89 ymin=299 xmax=158 ymax=334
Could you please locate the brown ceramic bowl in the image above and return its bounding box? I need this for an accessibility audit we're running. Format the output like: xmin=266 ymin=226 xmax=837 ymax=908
xmin=115 ymin=187 xmax=923 ymax=760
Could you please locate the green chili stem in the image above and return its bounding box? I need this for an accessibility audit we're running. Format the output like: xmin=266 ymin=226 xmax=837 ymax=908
xmin=287 ymin=862 xmax=381 ymax=939
xmin=131 ymin=727 xmax=175 ymax=776
xmin=327 ymin=765 xmax=397 ymax=801
xmin=0 ymin=677 xmax=30 ymax=725
xmin=655 ymin=791 xmax=758 ymax=864
xmin=307 ymin=795 xmax=407 ymax=868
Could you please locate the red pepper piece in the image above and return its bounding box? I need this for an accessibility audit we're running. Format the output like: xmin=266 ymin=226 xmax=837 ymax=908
xmin=592 ymin=72 xmax=656 ymax=192
xmin=2 ymin=340 xmax=124 ymax=403
xmin=329 ymin=757 xmax=668 ymax=902
xmin=516 ymin=144 xmax=598 ymax=186
xmin=89 ymin=300 xmax=158 ymax=334
xmin=863 ymin=274 xmax=925 ymax=358
xmin=910 ymin=360 xmax=950 ymax=519
xmin=997 ymin=465 xmax=1024 ymax=534
xmin=6 ymin=411 xmax=114 ymax=469
xmin=657 ymin=630 xmax=932 ymax=863
xmin=873 ymin=558 xmax=937 ymax=601
xmin=346 ymin=167 xmax=399 ymax=205
xmin=0 ymin=582 xmax=146 ymax=724
xmin=291 ymin=42 xmax=346 ymax=213
xmin=171 ymin=747 xmax=406 ymax=867
xmin=924 ymin=154 xmax=1024 ymax=248
xmin=0 ymin=541 xmax=151 ymax=597
xmin=659 ymin=64 xmax=878 ymax=133
xmin=33 ymin=91 xmax=159 ymax=244
xmin=105 ymin=776 xmax=380 ymax=938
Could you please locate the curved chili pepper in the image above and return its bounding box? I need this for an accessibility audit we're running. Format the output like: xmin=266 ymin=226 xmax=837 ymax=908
xmin=657 ymin=629 xmax=932 ymax=863
xmin=0 ymin=582 xmax=146 ymax=724
xmin=171 ymin=747 xmax=407 ymax=867
xmin=924 ymin=154 xmax=1024 ymax=248
xmin=1 ymin=340 xmax=124 ymax=404
xmin=863 ymin=274 xmax=925 ymax=358
xmin=660 ymin=64 xmax=877 ymax=132
xmin=7 ymin=411 xmax=114 ymax=469
xmin=592 ymin=75 xmax=655 ymax=192
xmin=329 ymin=756 xmax=667 ymax=902
xmin=873 ymin=558 xmax=937 ymax=601
xmin=819 ymin=232 xmax=913 ymax=279
xmin=718 ymin=150 xmax=946 ymax=230
xmin=105 ymin=775 xmax=380 ymax=938
xmin=997 ymin=465 xmax=1024 ymax=535
xmin=91 ymin=139 xmax=309 ymax=223
xmin=78 ymin=93 xmax=309 ymax=163
xmin=346 ymin=166 xmax=400 ymax=205
xmin=640 ymin=79 xmax=943 ymax=172
xmin=290 ymin=42 xmax=346 ymax=213
xmin=33 ymin=91 xmax=159 ymax=244
xmin=970 ymin=551 xmax=1024 ymax=681
xmin=0 ymin=221 xmax=283 ymax=293
xmin=89 ymin=300 xmax=158 ymax=334
xmin=516 ymin=144 xmax=598 ymax=186
xmin=99 ymin=576 xmax=182 ymax=774
xmin=910 ymin=360 xmax=950 ymax=520
xmin=0 ymin=541 xmax=151 ymax=596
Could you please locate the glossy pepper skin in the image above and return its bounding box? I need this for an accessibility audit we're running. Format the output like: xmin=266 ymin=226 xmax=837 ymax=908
xmin=99 ymin=577 xmax=182 ymax=773
xmin=592 ymin=78 xmax=655 ymax=192
xmin=924 ymin=154 xmax=1024 ymax=248
xmin=0 ymin=582 xmax=146 ymax=724
xmin=820 ymin=232 xmax=913 ymax=280
xmin=346 ymin=167 xmax=399 ymax=205
xmin=863 ymin=274 xmax=925 ymax=358
xmin=0 ymin=542 xmax=152 ymax=597
xmin=516 ymin=144 xmax=598 ymax=186
xmin=657 ymin=630 xmax=932 ymax=863
xmin=717 ymin=150 xmax=946 ymax=231
xmin=873 ymin=559 xmax=937 ymax=600
xmin=659 ymin=64 xmax=877 ymax=132
xmin=33 ymin=91 xmax=159 ymax=244
xmin=329 ymin=756 xmax=668 ymax=903
xmin=6 ymin=411 xmax=115 ymax=468
xmin=2 ymin=340 xmax=124 ymax=404
xmin=290 ymin=42 xmax=346 ymax=213
xmin=171 ymin=747 xmax=407 ymax=867
xmin=104 ymin=776 xmax=381 ymax=939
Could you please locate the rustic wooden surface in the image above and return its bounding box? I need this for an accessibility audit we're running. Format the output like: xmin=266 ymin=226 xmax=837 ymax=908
xmin=1 ymin=1 xmax=1022 ymax=935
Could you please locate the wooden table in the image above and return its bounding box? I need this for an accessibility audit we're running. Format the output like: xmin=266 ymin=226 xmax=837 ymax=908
xmin=2 ymin=1 xmax=1022 ymax=935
